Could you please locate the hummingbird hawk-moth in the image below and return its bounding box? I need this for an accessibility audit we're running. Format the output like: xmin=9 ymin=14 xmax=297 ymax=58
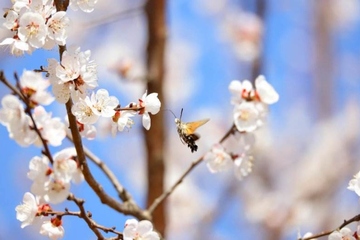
xmin=174 ymin=109 xmax=209 ymax=153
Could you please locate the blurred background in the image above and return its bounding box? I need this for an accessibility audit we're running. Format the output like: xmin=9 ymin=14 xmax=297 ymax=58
xmin=1 ymin=0 xmax=360 ymax=239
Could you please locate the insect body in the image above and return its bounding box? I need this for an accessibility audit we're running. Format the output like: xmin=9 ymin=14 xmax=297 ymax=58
xmin=175 ymin=109 xmax=209 ymax=152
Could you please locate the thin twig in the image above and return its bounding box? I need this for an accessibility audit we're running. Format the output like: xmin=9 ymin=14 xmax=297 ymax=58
xmin=147 ymin=124 xmax=236 ymax=214
xmin=84 ymin=4 xmax=145 ymax=29
xmin=300 ymin=214 xmax=360 ymax=240
xmin=0 ymin=71 xmax=25 ymax=101
xmin=67 ymin=194 xmax=105 ymax=239
xmin=0 ymin=71 xmax=54 ymax=163
xmin=46 ymin=197 xmax=124 ymax=239
xmin=66 ymin=134 xmax=135 ymax=202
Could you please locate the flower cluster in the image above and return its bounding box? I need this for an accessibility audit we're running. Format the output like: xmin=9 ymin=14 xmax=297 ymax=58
xmin=45 ymin=46 xmax=161 ymax=138
xmin=47 ymin=46 xmax=98 ymax=103
xmin=0 ymin=0 xmax=99 ymax=56
xmin=16 ymin=191 xmax=65 ymax=240
xmin=1 ymin=0 xmax=69 ymax=55
xmin=15 ymin=148 xmax=82 ymax=239
xmin=29 ymin=148 xmax=83 ymax=203
xmin=204 ymin=76 xmax=278 ymax=180
xmin=204 ymin=137 xmax=254 ymax=181
xmin=229 ymin=75 xmax=279 ymax=132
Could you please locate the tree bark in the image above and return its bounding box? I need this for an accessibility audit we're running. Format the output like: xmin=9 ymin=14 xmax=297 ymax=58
xmin=313 ymin=0 xmax=334 ymax=120
xmin=144 ymin=0 xmax=167 ymax=236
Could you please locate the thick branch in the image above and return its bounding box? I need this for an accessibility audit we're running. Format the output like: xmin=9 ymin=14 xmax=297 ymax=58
xmin=144 ymin=0 xmax=167 ymax=235
xmin=65 ymin=99 xmax=150 ymax=220
xmin=67 ymin=134 xmax=135 ymax=202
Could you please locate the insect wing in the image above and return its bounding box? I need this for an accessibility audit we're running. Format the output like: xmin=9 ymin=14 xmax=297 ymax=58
xmin=182 ymin=119 xmax=209 ymax=135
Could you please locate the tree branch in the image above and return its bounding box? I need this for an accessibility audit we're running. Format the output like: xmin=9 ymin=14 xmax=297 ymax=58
xmin=0 ymin=71 xmax=54 ymax=163
xmin=300 ymin=214 xmax=360 ymax=240
xmin=66 ymin=134 xmax=135 ymax=202
xmin=148 ymin=124 xmax=236 ymax=213
xmin=84 ymin=4 xmax=145 ymax=29
xmin=65 ymin=99 xmax=150 ymax=220
xmin=67 ymin=194 xmax=105 ymax=239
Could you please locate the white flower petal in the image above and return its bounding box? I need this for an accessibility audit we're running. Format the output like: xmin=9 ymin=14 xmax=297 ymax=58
xmin=145 ymin=93 xmax=161 ymax=114
xmin=255 ymin=75 xmax=279 ymax=104
xmin=137 ymin=220 xmax=153 ymax=235
xmin=142 ymin=112 xmax=151 ymax=130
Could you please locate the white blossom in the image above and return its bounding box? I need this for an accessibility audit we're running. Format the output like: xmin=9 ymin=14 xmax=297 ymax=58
xmin=78 ymin=122 xmax=97 ymax=140
xmin=40 ymin=218 xmax=65 ymax=240
xmin=53 ymin=148 xmax=78 ymax=183
xmin=12 ymin=0 xmax=29 ymax=12
xmin=89 ymin=89 xmax=119 ymax=118
xmin=204 ymin=144 xmax=233 ymax=173
xmin=43 ymin=180 xmax=71 ymax=204
xmin=18 ymin=12 xmax=47 ymax=48
xmin=112 ymin=110 xmax=135 ymax=134
xmin=0 ymin=95 xmax=37 ymax=146
xmin=32 ymin=106 xmax=66 ymax=147
xmin=28 ymin=148 xmax=82 ymax=204
xmin=328 ymin=227 xmax=355 ymax=240
xmin=27 ymin=155 xmax=50 ymax=183
xmin=15 ymin=192 xmax=39 ymax=228
xmin=233 ymin=101 xmax=259 ymax=132
xmin=255 ymin=75 xmax=279 ymax=104
xmin=3 ymin=10 xmax=18 ymax=30
xmin=233 ymin=154 xmax=253 ymax=180
xmin=19 ymin=70 xmax=54 ymax=106
xmin=46 ymin=11 xmax=69 ymax=46
xmin=71 ymin=97 xmax=99 ymax=124
xmin=70 ymin=0 xmax=98 ymax=13
xmin=348 ymin=171 xmax=360 ymax=196
xmin=48 ymin=47 xmax=98 ymax=103
xmin=228 ymin=79 xmax=254 ymax=105
xmin=139 ymin=90 xmax=161 ymax=130
xmin=123 ymin=219 xmax=160 ymax=240
xmin=55 ymin=51 xmax=81 ymax=83
xmin=0 ymin=37 xmax=31 ymax=56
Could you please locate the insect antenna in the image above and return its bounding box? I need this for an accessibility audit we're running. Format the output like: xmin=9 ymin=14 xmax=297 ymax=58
xmin=180 ymin=108 xmax=183 ymax=121
xmin=163 ymin=109 xmax=177 ymax=119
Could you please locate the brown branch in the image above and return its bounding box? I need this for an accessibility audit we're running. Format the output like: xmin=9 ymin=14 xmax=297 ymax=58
xmin=66 ymin=134 xmax=135 ymax=202
xmin=45 ymin=196 xmax=124 ymax=239
xmin=0 ymin=72 xmax=25 ymax=102
xmin=59 ymin=42 xmax=147 ymax=219
xmin=65 ymin=98 xmax=150 ymax=220
xmin=300 ymin=214 xmax=360 ymax=240
xmin=69 ymin=196 xmax=124 ymax=239
xmin=67 ymin=194 xmax=104 ymax=239
xmin=144 ymin=0 xmax=167 ymax=235
xmin=114 ymin=106 xmax=143 ymax=112
xmin=148 ymin=124 xmax=236 ymax=214
xmin=54 ymin=0 xmax=69 ymax=12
